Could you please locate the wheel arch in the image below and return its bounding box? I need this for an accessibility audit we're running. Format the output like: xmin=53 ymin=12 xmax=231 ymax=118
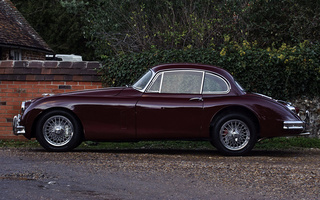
xmin=210 ymin=106 xmax=260 ymax=138
xmin=31 ymin=107 xmax=84 ymax=140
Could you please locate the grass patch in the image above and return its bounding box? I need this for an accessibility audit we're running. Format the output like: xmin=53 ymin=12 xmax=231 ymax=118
xmin=0 ymin=140 xmax=40 ymax=148
xmin=255 ymin=137 xmax=320 ymax=150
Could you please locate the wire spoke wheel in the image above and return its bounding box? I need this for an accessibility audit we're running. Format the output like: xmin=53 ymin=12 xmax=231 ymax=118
xmin=212 ymin=113 xmax=257 ymax=156
xmin=43 ymin=115 xmax=74 ymax=147
xmin=36 ymin=110 xmax=82 ymax=151
xmin=219 ymin=119 xmax=250 ymax=151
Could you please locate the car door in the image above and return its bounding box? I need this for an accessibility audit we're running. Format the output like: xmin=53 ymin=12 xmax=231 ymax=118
xmin=136 ymin=70 xmax=204 ymax=139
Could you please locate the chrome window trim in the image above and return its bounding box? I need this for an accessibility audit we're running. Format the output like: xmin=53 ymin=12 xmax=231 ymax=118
xmin=145 ymin=69 xmax=231 ymax=95
xmin=146 ymin=72 xmax=164 ymax=93
xmin=200 ymin=72 xmax=205 ymax=94
xmin=159 ymin=72 xmax=164 ymax=93
xmin=146 ymin=69 xmax=205 ymax=94
xmin=202 ymin=72 xmax=231 ymax=94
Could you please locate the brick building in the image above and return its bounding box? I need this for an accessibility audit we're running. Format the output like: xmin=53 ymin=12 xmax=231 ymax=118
xmin=0 ymin=0 xmax=53 ymax=60
xmin=0 ymin=0 xmax=103 ymax=140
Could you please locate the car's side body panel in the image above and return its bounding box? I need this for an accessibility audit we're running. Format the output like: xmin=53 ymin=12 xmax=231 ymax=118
xmin=136 ymin=93 xmax=204 ymax=139
xmin=72 ymin=88 xmax=142 ymax=140
xmin=21 ymin=89 xmax=303 ymax=141
xmin=201 ymin=94 xmax=303 ymax=138
xmin=21 ymin=87 xmax=142 ymax=140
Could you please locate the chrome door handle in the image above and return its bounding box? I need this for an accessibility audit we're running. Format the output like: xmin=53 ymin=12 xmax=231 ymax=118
xmin=189 ymin=97 xmax=203 ymax=101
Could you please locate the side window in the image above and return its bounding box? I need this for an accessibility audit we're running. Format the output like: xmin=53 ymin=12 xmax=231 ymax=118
xmin=203 ymin=73 xmax=229 ymax=94
xmin=148 ymin=73 xmax=162 ymax=92
xmin=160 ymin=71 xmax=203 ymax=94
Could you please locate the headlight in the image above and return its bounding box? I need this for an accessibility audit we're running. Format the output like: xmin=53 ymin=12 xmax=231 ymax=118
xmin=21 ymin=101 xmax=26 ymax=112
xmin=21 ymin=101 xmax=26 ymax=114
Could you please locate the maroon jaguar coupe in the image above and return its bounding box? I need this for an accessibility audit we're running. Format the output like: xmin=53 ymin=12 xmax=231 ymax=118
xmin=13 ymin=63 xmax=309 ymax=155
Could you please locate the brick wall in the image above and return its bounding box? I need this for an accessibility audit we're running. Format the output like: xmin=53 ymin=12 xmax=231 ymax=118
xmin=0 ymin=47 xmax=46 ymax=60
xmin=0 ymin=60 xmax=103 ymax=140
xmin=22 ymin=50 xmax=46 ymax=60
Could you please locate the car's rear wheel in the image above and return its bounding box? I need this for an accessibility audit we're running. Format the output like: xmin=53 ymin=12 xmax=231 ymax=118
xmin=212 ymin=113 xmax=257 ymax=156
xmin=36 ymin=110 xmax=82 ymax=151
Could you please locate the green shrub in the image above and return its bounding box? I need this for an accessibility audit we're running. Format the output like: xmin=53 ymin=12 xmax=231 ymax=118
xmin=100 ymin=41 xmax=320 ymax=100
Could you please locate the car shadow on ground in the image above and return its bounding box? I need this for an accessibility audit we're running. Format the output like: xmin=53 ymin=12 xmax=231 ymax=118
xmin=29 ymin=147 xmax=319 ymax=158
xmin=62 ymin=148 xmax=320 ymax=157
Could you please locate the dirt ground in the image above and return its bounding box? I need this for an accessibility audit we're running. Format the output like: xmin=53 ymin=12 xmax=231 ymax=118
xmin=1 ymin=147 xmax=320 ymax=200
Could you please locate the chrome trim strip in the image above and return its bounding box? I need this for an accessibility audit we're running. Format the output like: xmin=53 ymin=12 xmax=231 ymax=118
xmin=298 ymin=132 xmax=310 ymax=136
xmin=199 ymin=71 xmax=205 ymax=94
xmin=158 ymin=72 xmax=164 ymax=93
xmin=286 ymin=105 xmax=296 ymax=113
xmin=159 ymin=72 xmax=164 ymax=93
xmin=283 ymin=121 xmax=304 ymax=130
xmin=42 ymin=93 xmax=54 ymax=97
xmin=189 ymin=97 xmax=203 ymax=101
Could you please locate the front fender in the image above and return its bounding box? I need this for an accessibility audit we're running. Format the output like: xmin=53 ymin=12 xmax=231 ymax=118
xmin=20 ymin=96 xmax=76 ymax=139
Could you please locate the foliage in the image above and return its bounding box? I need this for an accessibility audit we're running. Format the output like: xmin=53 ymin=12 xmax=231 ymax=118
xmin=100 ymin=41 xmax=320 ymax=100
xmin=60 ymin=0 xmax=320 ymax=58
xmin=0 ymin=140 xmax=40 ymax=148
xmin=11 ymin=0 xmax=95 ymax=60
xmin=62 ymin=0 xmax=320 ymax=55
xmin=255 ymin=137 xmax=320 ymax=150
xmin=241 ymin=0 xmax=320 ymax=47
xmin=12 ymin=0 xmax=320 ymax=60
xmin=60 ymin=0 xmax=237 ymax=56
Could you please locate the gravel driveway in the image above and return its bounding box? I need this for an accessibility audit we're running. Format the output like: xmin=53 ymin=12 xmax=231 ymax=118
xmin=1 ymin=147 xmax=320 ymax=200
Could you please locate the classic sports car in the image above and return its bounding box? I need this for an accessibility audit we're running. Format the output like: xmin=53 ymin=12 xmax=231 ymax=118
xmin=13 ymin=63 xmax=309 ymax=155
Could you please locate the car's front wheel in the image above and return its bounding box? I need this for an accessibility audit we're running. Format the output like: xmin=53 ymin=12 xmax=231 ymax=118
xmin=212 ymin=113 xmax=257 ymax=156
xmin=36 ymin=110 xmax=82 ymax=151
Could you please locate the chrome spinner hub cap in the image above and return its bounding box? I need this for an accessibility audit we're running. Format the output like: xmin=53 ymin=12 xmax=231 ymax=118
xmin=220 ymin=119 xmax=250 ymax=151
xmin=43 ymin=115 xmax=74 ymax=147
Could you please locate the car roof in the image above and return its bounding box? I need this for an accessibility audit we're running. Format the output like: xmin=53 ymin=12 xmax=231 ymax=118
xmin=151 ymin=63 xmax=233 ymax=80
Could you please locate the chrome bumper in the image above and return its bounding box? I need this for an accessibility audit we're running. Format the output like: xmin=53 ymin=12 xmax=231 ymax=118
xmin=283 ymin=121 xmax=304 ymax=130
xmin=283 ymin=110 xmax=310 ymax=135
xmin=12 ymin=114 xmax=25 ymax=135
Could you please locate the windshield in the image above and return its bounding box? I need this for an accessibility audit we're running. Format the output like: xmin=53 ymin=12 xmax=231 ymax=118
xmin=132 ymin=70 xmax=153 ymax=91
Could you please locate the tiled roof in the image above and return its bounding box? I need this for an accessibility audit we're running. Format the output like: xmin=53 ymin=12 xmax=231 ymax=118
xmin=0 ymin=0 xmax=53 ymax=53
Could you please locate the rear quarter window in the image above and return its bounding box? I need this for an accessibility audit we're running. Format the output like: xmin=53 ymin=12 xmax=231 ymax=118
xmin=203 ymin=73 xmax=230 ymax=94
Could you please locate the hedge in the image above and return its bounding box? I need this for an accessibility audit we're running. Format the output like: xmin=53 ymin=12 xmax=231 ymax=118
xmin=100 ymin=41 xmax=320 ymax=100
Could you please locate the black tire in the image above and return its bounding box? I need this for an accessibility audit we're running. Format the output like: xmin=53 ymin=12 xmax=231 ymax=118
xmin=212 ymin=113 xmax=257 ymax=156
xmin=36 ymin=110 xmax=82 ymax=152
